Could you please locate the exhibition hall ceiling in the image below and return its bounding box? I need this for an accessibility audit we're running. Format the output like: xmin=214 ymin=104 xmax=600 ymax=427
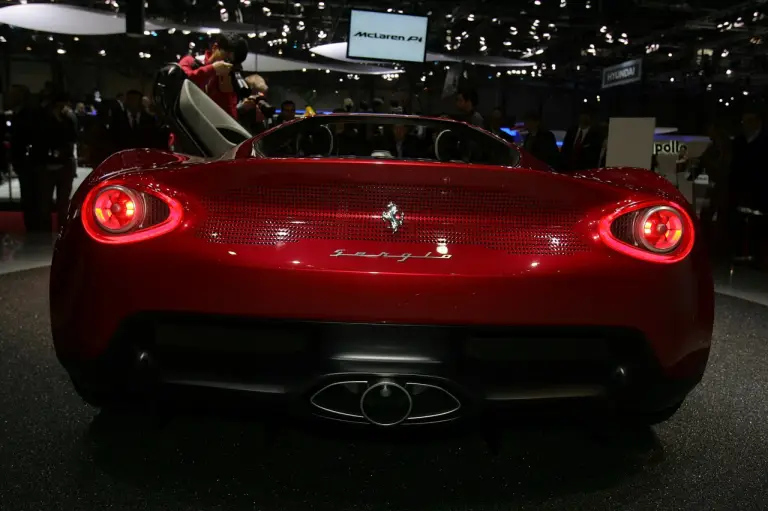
xmin=0 ymin=0 xmax=766 ymax=89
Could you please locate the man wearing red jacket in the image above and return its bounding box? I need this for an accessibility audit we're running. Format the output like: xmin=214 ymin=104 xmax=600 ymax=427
xmin=178 ymin=34 xmax=240 ymax=118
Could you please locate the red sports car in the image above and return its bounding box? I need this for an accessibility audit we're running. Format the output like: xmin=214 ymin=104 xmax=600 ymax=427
xmin=50 ymin=67 xmax=713 ymax=428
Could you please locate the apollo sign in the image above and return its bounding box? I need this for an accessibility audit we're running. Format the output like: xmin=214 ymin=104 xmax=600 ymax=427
xmin=602 ymin=59 xmax=643 ymax=89
xmin=653 ymin=140 xmax=688 ymax=155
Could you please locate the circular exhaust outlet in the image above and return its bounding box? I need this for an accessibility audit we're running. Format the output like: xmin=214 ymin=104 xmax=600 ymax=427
xmin=360 ymin=380 xmax=413 ymax=427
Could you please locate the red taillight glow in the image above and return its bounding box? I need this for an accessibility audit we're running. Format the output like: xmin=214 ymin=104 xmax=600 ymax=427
xmin=598 ymin=201 xmax=695 ymax=263
xmin=638 ymin=206 xmax=684 ymax=253
xmin=82 ymin=183 xmax=183 ymax=244
xmin=92 ymin=186 xmax=141 ymax=234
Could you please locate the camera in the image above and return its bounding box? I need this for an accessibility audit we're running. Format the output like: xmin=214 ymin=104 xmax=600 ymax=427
xmin=228 ymin=37 xmax=251 ymax=101
xmin=251 ymin=94 xmax=276 ymax=118
xmin=229 ymin=64 xmax=251 ymax=102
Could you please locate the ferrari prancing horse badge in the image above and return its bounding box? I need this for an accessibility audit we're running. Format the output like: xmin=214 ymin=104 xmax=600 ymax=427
xmin=382 ymin=202 xmax=404 ymax=233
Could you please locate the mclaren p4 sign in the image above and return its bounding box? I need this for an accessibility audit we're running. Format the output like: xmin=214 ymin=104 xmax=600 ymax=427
xmin=353 ymin=32 xmax=424 ymax=43
xmin=602 ymin=59 xmax=643 ymax=89
xmin=347 ymin=9 xmax=429 ymax=63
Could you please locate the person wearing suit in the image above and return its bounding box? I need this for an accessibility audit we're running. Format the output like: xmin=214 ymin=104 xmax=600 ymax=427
xmin=522 ymin=111 xmax=560 ymax=169
xmin=730 ymin=110 xmax=768 ymax=213
xmin=37 ymin=91 xmax=78 ymax=233
xmin=7 ymin=85 xmax=42 ymax=232
xmin=485 ymin=107 xmax=506 ymax=138
xmin=386 ymin=125 xmax=425 ymax=159
xmin=560 ymin=110 xmax=604 ymax=172
xmin=455 ymin=89 xmax=484 ymax=127
xmin=115 ymin=90 xmax=161 ymax=150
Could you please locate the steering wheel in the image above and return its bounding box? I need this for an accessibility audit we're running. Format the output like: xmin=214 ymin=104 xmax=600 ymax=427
xmin=434 ymin=129 xmax=463 ymax=162
xmin=296 ymin=124 xmax=334 ymax=157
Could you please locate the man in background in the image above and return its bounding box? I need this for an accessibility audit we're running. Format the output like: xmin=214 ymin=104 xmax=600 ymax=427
xmin=115 ymin=90 xmax=161 ymax=150
xmin=522 ymin=111 xmax=560 ymax=169
xmin=455 ymin=89 xmax=484 ymax=127
xmin=486 ymin=107 xmax=505 ymax=137
xmin=107 ymin=92 xmax=125 ymax=130
xmin=38 ymin=91 xmax=77 ymax=233
xmin=179 ymin=33 xmax=241 ymax=118
xmin=560 ymin=109 xmax=603 ymax=171
xmin=729 ymin=109 xmax=768 ymax=266
xmin=731 ymin=109 xmax=768 ymax=212
xmin=7 ymin=85 xmax=40 ymax=232
xmin=277 ymin=100 xmax=296 ymax=124
xmin=387 ymin=124 xmax=423 ymax=159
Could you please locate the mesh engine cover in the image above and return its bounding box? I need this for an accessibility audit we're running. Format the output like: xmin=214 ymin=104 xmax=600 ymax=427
xmin=197 ymin=183 xmax=591 ymax=255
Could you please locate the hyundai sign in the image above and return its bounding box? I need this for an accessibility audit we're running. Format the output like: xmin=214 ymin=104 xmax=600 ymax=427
xmin=347 ymin=9 xmax=429 ymax=63
xmin=601 ymin=59 xmax=642 ymax=89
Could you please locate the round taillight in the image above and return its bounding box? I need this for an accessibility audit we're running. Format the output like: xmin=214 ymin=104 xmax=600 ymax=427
xmin=92 ymin=185 xmax=143 ymax=233
xmin=636 ymin=205 xmax=684 ymax=253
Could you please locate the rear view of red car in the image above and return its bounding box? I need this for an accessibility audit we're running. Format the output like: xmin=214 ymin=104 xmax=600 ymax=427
xmin=50 ymin=69 xmax=713 ymax=430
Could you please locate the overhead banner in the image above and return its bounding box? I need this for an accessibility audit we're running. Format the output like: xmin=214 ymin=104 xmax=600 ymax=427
xmin=347 ymin=9 xmax=428 ymax=63
xmin=601 ymin=59 xmax=642 ymax=89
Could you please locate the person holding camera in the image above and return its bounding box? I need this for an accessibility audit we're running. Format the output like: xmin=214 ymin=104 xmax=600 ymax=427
xmin=236 ymin=74 xmax=270 ymax=134
xmin=179 ymin=34 xmax=243 ymax=119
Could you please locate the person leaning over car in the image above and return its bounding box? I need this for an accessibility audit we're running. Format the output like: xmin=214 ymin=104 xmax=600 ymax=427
xmin=178 ymin=33 xmax=241 ymax=119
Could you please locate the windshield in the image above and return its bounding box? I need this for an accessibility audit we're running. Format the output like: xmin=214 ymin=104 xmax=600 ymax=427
xmin=251 ymin=115 xmax=520 ymax=167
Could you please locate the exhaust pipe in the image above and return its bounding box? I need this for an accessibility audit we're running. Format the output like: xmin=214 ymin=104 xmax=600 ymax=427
xmin=359 ymin=379 xmax=413 ymax=427
xmin=309 ymin=377 xmax=463 ymax=425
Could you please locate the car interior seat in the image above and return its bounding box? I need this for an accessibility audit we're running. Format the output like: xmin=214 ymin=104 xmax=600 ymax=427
xmin=153 ymin=64 xmax=252 ymax=158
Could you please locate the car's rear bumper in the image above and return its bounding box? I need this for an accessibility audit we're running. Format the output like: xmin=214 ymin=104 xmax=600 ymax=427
xmin=59 ymin=314 xmax=708 ymax=424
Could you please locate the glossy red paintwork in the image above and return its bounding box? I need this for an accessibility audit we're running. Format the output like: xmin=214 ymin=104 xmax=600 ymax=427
xmin=50 ymin=124 xmax=714 ymax=383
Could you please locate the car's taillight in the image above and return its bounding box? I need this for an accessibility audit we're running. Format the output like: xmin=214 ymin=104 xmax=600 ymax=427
xmin=82 ymin=183 xmax=183 ymax=244
xmin=598 ymin=201 xmax=695 ymax=263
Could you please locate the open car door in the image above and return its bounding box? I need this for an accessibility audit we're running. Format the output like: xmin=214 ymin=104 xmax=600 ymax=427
xmin=153 ymin=63 xmax=252 ymax=158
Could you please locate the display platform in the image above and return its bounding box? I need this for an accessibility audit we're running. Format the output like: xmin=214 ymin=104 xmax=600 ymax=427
xmin=0 ymin=167 xmax=93 ymax=203
xmin=0 ymin=266 xmax=765 ymax=510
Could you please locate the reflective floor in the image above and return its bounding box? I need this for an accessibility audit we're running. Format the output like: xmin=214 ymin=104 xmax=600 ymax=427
xmin=0 ymin=267 xmax=766 ymax=510
xmin=0 ymin=166 xmax=93 ymax=202
xmin=0 ymin=169 xmax=766 ymax=509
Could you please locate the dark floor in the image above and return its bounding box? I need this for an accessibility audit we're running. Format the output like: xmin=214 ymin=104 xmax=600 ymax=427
xmin=1 ymin=268 xmax=767 ymax=511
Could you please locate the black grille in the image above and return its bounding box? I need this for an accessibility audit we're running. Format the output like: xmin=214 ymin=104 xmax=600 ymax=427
xmin=141 ymin=194 xmax=171 ymax=228
xmin=610 ymin=211 xmax=638 ymax=246
xmin=120 ymin=315 xmax=657 ymax=389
